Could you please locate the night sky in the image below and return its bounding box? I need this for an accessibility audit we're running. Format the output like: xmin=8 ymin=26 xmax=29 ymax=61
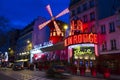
xmin=0 ymin=0 xmax=70 ymax=29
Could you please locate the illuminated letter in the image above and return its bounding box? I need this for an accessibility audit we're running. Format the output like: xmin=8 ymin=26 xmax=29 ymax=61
xmin=73 ymin=35 xmax=78 ymax=44
xmin=68 ymin=36 xmax=73 ymax=45
xmin=70 ymin=20 xmax=75 ymax=35
xmin=83 ymin=34 xmax=89 ymax=43
xmin=78 ymin=34 xmax=82 ymax=43
xmin=77 ymin=20 xmax=83 ymax=32
xmin=89 ymin=33 xmax=94 ymax=43
xmin=94 ymin=34 xmax=98 ymax=43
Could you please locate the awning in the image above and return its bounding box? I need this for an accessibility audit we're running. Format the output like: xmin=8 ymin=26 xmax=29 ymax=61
xmin=15 ymin=59 xmax=29 ymax=62
xmin=40 ymin=41 xmax=65 ymax=52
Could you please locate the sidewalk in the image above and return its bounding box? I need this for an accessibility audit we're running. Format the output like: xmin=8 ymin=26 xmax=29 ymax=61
xmin=72 ymin=72 xmax=120 ymax=80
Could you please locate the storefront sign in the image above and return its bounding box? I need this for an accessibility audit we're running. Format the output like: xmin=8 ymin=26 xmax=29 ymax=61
xmin=70 ymin=20 xmax=90 ymax=35
xmin=73 ymin=46 xmax=94 ymax=59
xmin=34 ymin=41 xmax=53 ymax=49
xmin=64 ymin=33 xmax=98 ymax=47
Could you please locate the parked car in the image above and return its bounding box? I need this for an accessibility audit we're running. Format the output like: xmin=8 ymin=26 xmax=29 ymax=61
xmin=7 ymin=62 xmax=13 ymax=68
xmin=46 ymin=65 xmax=70 ymax=79
xmin=12 ymin=62 xmax=24 ymax=71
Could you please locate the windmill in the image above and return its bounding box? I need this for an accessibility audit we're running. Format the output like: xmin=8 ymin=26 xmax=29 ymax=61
xmin=38 ymin=4 xmax=69 ymax=35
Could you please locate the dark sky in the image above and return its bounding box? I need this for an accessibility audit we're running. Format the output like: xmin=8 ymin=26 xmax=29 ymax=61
xmin=0 ymin=0 xmax=70 ymax=29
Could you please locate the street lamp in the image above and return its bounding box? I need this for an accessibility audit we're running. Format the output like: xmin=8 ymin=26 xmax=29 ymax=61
xmin=27 ymin=40 xmax=30 ymax=44
xmin=63 ymin=25 xmax=68 ymax=30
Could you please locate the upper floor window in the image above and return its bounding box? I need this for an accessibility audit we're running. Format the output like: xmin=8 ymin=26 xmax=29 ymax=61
xmin=109 ymin=22 xmax=115 ymax=33
xmin=102 ymin=41 xmax=107 ymax=51
xmin=71 ymin=10 xmax=75 ymax=16
xmin=90 ymin=12 xmax=95 ymax=21
xmin=83 ymin=3 xmax=87 ymax=11
xmin=77 ymin=6 xmax=81 ymax=14
xmin=101 ymin=25 xmax=106 ymax=34
xmin=90 ymin=25 xmax=96 ymax=33
xmin=83 ymin=15 xmax=88 ymax=23
xmin=89 ymin=0 xmax=95 ymax=8
xmin=110 ymin=39 xmax=117 ymax=50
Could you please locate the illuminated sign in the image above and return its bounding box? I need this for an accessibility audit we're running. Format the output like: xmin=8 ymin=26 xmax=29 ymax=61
xmin=73 ymin=46 xmax=95 ymax=59
xmin=70 ymin=20 xmax=89 ymax=35
xmin=64 ymin=33 xmax=98 ymax=47
xmin=74 ymin=46 xmax=93 ymax=55
xmin=34 ymin=41 xmax=53 ymax=49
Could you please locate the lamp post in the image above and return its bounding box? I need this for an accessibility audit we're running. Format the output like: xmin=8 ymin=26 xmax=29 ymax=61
xmin=27 ymin=40 xmax=32 ymax=62
xmin=63 ymin=25 xmax=68 ymax=37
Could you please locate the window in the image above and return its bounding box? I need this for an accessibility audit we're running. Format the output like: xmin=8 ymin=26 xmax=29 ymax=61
xmin=109 ymin=22 xmax=115 ymax=33
xmin=83 ymin=3 xmax=87 ymax=11
xmin=110 ymin=39 xmax=117 ymax=50
xmin=89 ymin=0 xmax=95 ymax=8
xmin=83 ymin=15 xmax=88 ymax=23
xmin=71 ymin=10 xmax=75 ymax=16
xmin=102 ymin=41 xmax=107 ymax=51
xmin=53 ymin=32 xmax=56 ymax=36
xmin=90 ymin=25 xmax=96 ymax=33
xmin=101 ymin=25 xmax=106 ymax=34
xmin=90 ymin=12 xmax=95 ymax=21
xmin=77 ymin=6 xmax=81 ymax=14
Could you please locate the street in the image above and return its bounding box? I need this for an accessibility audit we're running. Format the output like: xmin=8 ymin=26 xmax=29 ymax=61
xmin=0 ymin=68 xmax=106 ymax=80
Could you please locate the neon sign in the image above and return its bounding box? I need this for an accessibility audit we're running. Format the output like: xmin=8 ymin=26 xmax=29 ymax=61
xmin=70 ymin=20 xmax=89 ymax=35
xmin=64 ymin=33 xmax=98 ymax=47
xmin=34 ymin=41 xmax=53 ymax=49
xmin=74 ymin=47 xmax=93 ymax=56
xmin=74 ymin=46 xmax=94 ymax=59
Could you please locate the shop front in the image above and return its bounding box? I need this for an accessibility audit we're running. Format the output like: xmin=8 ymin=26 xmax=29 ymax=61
xmin=68 ymin=44 xmax=97 ymax=72
xmin=64 ymin=20 xmax=99 ymax=74
xmin=97 ymin=53 xmax=120 ymax=74
xmin=40 ymin=42 xmax=68 ymax=65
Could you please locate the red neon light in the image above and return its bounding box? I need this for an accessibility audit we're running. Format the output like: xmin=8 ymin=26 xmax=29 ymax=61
xmin=64 ymin=33 xmax=98 ymax=47
xmin=95 ymin=44 xmax=99 ymax=56
xmin=70 ymin=20 xmax=83 ymax=34
xmin=70 ymin=20 xmax=93 ymax=35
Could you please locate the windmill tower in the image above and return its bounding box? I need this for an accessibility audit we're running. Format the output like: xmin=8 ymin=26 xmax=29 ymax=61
xmin=38 ymin=5 xmax=69 ymax=44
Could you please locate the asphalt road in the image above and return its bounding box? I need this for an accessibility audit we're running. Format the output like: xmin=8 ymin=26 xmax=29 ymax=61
xmin=0 ymin=72 xmax=16 ymax=80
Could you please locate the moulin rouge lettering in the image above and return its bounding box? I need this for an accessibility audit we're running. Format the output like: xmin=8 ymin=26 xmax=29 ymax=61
xmin=64 ymin=33 xmax=98 ymax=47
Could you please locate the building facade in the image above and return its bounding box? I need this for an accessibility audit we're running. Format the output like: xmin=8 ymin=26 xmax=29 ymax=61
xmin=69 ymin=0 xmax=120 ymax=74
xmin=15 ymin=21 xmax=34 ymax=66
xmin=30 ymin=17 xmax=68 ymax=64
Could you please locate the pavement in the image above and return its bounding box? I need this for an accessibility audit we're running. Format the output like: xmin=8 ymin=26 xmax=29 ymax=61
xmin=71 ymin=72 xmax=120 ymax=80
xmin=0 ymin=68 xmax=120 ymax=80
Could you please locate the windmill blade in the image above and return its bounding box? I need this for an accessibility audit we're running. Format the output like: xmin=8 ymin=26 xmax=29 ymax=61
xmin=53 ymin=21 xmax=61 ymax=35
xmin=55 ymin=8 xmax=69 ymax=19
xmin=46 ymin=5 xmax=53 ymax=17
xmin=38 ymin=20 xmax=51 ymax=29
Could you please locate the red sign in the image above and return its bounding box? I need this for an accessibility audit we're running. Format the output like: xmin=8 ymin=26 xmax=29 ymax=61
xmin=64 ymin=33 xmax=98 ymax=47
xmin=70 ymin=20 xmax=90 ymax=35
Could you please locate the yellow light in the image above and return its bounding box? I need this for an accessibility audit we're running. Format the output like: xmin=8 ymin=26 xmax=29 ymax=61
xmin=8 ymin=48 xmax=11 ymax=50
xmin=64 ymin=25 xmax=68 ymax=30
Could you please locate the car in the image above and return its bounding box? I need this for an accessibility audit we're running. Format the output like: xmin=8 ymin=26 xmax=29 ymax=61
xmin=46 ymin=65 xmax=70 ymax=79
xmin=12 ymin=62 xmax=24 ymax=71
xmin=7 ymin=62 xmax=13 ymax=68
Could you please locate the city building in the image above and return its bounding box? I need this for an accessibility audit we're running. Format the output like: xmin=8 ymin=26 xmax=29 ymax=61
xmin=8 ymin=29 xmax=19 ymax=62
xmin=30 ymin=17 xmax=68 ymax=65
xmin=15 ymin=21 xmax=34 ymax=67
xmin=69 ymin=0 xmax=120 ymax=74
xmin=98 ymin=12 xmax=120 ymax=74
xmin=0 ymin=29 xmax=19 ymax=62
